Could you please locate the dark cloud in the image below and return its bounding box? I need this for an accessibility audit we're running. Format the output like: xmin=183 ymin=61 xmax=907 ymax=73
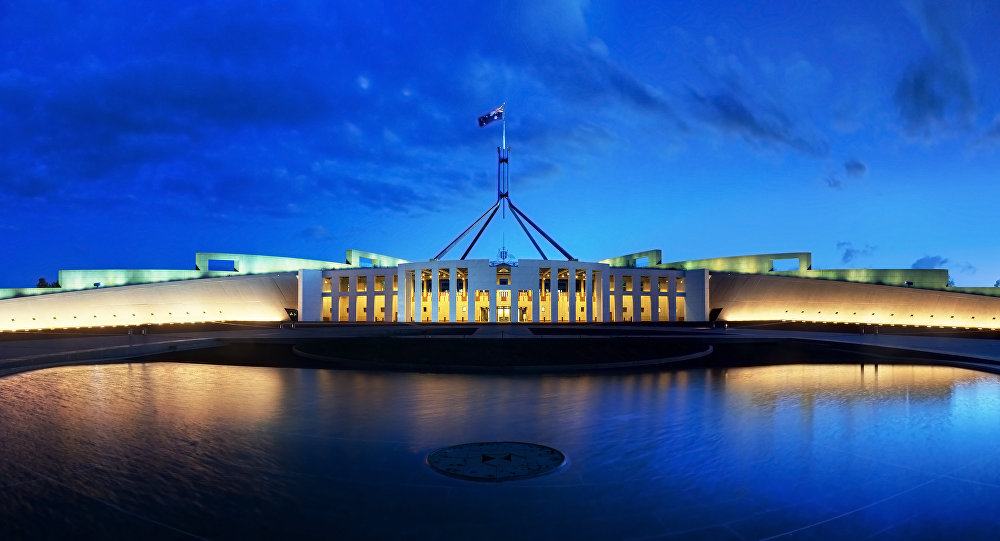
xmin=526 ymin=46 xmax=686 ymax=130
xmin=956 ymin=261 xmax=976 ymax=274
xmin=688 ymin=87 xmax=829 ymax=157
xmin=823 ymin=160 xmax=867 ymax=190
xmin=911 ymin=255 xmax=948 ymax=269
xmin=895 ymin=61 xmax=974 ymax=135
xmin=894 ymin=1 xmax=976 ymax=137
xmin=844 ymin=159 xmax=867 ymax=178
xmin=837 ymin=241 xmax=875 ymax=264
xmin=0 ymin=0 xmax=495 ymax=219
xmin=0 ymin=0 xmax=695 ymax=223
xmin=334 ymin=175 xmax=439 ymax=214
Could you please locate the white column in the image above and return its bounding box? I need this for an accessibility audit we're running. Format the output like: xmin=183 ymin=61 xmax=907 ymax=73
xmin=415 ymin=271 xmax=423 ymax=322
xmin=431 ymin=264 xmax=439 ymax=323
xmin=366 ymin=271 xmax=375 ymax=323
xmin=568 ymin=268 xmax=577 ymax=323
xmin=449 ymin=266 xmax=457 ymax=322
xmin=488 ymin=285 xmax=495 ymax=322
xmin=466 ymin=268 xmax=475 ymax=322
xmin=600 ymin=269 xmax=610 ymax=323
xmin=651 ymin=275 xmax=660 ymax=322
xmin=685 ymin=269 xmax=710 ymax=322
xmin=608 ymin=272 xmax=625 ymax=323
xmin=297 ymin=269 xmax=323 ymax=322
xmin=398 ymin=267 xmax=409 ymax=323
xmin=349 ymin=276 xmax=358 ymax=322
xmin=669 ymin=274 xmax=677 ymax=322
xmin=631 ymin=273 xmax=640 ymax=323
xmin=532 ymin=264 xmax=541 ymax=323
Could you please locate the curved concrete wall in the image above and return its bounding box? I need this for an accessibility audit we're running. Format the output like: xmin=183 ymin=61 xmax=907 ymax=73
xmin=0 ymin=273 xmax=298 ymax=331
xmin=58 ymin=269 xmax=239 ymax=291
xmin=710 ymin=273 xmax=1000 ymax=329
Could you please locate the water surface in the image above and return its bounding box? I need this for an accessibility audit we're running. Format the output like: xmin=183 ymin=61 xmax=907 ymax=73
xmin=2 ymin=362 xmax=999 ymax=539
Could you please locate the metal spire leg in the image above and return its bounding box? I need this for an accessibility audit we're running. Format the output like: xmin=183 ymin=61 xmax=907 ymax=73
xmin=509 ymin=201 xmax=547 ymax=259
xmin=461 ymin=204 xmax=501 ymax=260
xmin=507 ymin=200 xmax=574 ymax=260
xmin=433 ymin=200 xmax=501 ymax=260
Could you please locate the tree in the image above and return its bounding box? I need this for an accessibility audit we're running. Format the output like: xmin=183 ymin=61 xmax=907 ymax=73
xmin=36 ymin=277 xmax=49 ymax=288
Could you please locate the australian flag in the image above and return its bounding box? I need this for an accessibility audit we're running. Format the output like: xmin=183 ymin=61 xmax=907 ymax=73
xmin=477 ymin=104 xmax=504 ymax=127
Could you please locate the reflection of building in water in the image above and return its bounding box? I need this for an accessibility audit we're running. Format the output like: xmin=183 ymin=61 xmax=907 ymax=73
xmin=0 ymin=364 xmax=287 ymax=475
xmin=722 ymin=364 xmax=987 ymax=406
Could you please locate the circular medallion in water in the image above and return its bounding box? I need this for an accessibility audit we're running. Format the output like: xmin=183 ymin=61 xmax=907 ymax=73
xmin=426 ymin=442 xmax=565 ymax=482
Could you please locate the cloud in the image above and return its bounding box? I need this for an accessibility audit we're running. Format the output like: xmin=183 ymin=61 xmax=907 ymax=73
xmin=496 ymin=2 xmax=687 ymax=137
xmin=671 ymin=32 xmax=833 ymax=157
xmin=531 ymin=45 xmax=683 ymax=125
xmin=0 ymin=1 xmax=513 ymax=219
xmin=837 ymin=241 xmax=875 ymax=264
xmin=823 ymin=160 xmax=868 ymax=190
xmin=956 ymin=261 xmax=976 ymax=274
xmin=502 ymin=25 xmax=685 ymax=140
xmin=895 ymin=61 xmax=975 ymax=136
xmin=686 ymin=84 xmax=828 ymax=157
xmin=911 ymin=255 xmax=948 ymax=269
xmin=908 ymin=256 xmax=972 ymax=275
xmin=894 ymin=0 xmax=976 ymax=137
xmin=844 ymin=159 xmax=867 ymax=178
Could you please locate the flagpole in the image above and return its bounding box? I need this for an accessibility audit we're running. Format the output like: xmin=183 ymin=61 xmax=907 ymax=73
xmin=501 ymin=103 xmax=507 ymax=219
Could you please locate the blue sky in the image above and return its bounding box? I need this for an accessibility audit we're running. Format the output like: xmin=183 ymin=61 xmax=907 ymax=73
xmin=2 ymin=0 xmax=999 ymax=286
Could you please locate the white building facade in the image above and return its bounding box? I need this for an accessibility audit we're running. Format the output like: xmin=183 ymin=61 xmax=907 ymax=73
xmin=298 ymin=259 xmax=709 ymax=324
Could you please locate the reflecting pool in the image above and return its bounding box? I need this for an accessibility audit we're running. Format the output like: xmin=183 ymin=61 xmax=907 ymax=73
xmin=1 ymin=363 xmax=1000 ymax=539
